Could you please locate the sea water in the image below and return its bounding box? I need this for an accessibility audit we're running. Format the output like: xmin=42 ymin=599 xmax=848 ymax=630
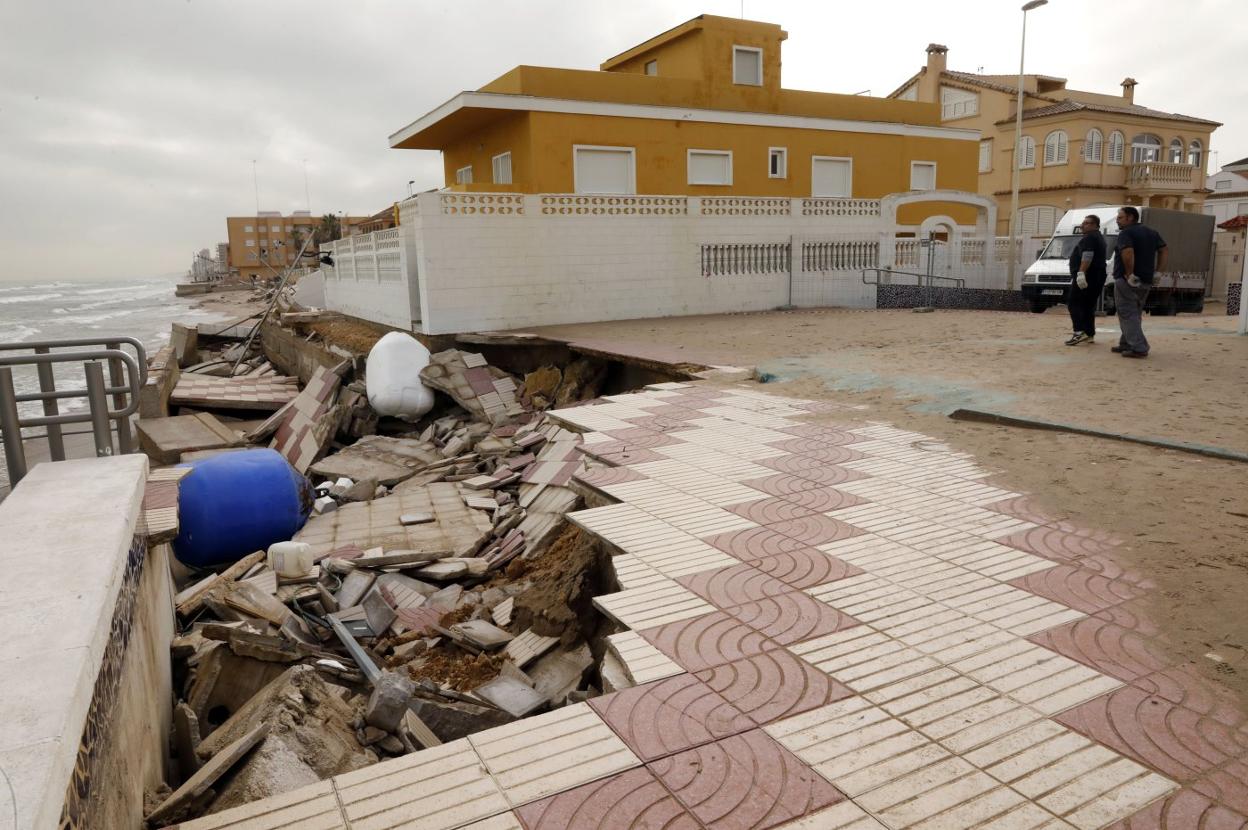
xmin=0 ymin=276 xmax=231 ymax=484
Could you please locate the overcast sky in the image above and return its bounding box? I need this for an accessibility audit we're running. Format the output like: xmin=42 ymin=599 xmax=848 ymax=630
xmin=1 ymin=0 xmax=1242 ymax=281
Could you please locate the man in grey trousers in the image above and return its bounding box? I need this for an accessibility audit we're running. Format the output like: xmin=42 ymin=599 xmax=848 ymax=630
xmin=1112 ymin=206 xmax=1167 ymax=358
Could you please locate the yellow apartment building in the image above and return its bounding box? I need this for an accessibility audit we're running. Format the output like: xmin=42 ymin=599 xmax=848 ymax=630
xmin=226 ymin=212 xmax=370 ymax=281
xmin=889 ymin=45 xmax=1220 ymax=237
xmin=389 ymin=15 xmax=983 ymax=225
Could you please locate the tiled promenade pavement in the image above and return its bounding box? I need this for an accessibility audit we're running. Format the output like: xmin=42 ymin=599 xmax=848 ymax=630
xmin=176 ymin=384 xmax=1248 ymax=830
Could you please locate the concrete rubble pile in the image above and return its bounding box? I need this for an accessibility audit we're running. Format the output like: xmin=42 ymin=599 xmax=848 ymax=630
xmin=144 ymin=335 xmax=625 ymax=828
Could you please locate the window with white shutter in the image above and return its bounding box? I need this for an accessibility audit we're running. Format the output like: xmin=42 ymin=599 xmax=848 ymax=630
xmin=939 ymin=86 xmax=979 ymax=120
xmin=811 ymin=157 xmax=852 ymax=197
xmin=732 ymin=46 xmax=762 ymax=85
xmin=1084 ymin=129 xmax=1103 ymax=162
xmin=455 ymin=165 xmax=473 ymax=185
xmin=1108 ymin=131 xmax=1125 ymax=164
xmin=573 ymin=146 xmax=636 ymax=194
xmin=688 ymin=150 xmax=733 ymax=185
xmin=910 ymin=161 xmax=937 ymax=191
xmin=1043 ymin=131 xmax=1068 ymax=166
xmin=978 ymin=140 xmax=992 ymax=173
xmin=1018 ymin=136 xmax=1036 ymax=169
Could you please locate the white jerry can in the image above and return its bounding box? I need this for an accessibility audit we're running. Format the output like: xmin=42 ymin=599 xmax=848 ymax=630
xmin=365 ymin=331 xmax=436 ymax=418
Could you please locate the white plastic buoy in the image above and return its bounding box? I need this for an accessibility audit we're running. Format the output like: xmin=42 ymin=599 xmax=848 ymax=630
xmin=365 ymin=331 xmax=435 ymax=418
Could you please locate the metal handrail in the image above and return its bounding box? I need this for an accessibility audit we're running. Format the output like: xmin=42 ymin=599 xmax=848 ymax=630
xmin=861 ymin=268 xmax=966 ymax=289
xmin=0 ymin=336 xmax=147 ymax=489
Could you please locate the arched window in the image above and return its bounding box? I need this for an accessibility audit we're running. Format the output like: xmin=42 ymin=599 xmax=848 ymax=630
xmin=1131 ymin=134 xmax=1162 ymax=163
xmin=1108 ymin=131 xmax=1125 ymax=164
xmin=1018 ymin=135 xmax=1036 ymax=169
xmin=1044 ymin=130 xmax=1069 ymax=165
xmin=1169 ymin=138 xmax=1184 ymax=163
xmin=1084 ymin=128 xmax=1104 ymax=162
xmin=1188 ymin=140 xmax=1203 ymax=168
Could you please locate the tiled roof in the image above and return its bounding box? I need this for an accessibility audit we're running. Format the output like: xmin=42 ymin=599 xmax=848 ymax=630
xmin=1218 ymin=215 xmax=1248 ymax=230
xmin=942 ymin=70 xmax=1063 ymax=101
xmin=996 ymin=98 xmax=1221 ymax=127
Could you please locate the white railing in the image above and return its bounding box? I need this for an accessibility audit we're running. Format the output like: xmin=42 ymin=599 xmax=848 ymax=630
xmin=1126 ymin=161 xmax=1199 ymax=190
xmin=895 ymin=239 xmax=920 ymax=269
xmin=802 ymin=238 xmax=879 ymax=272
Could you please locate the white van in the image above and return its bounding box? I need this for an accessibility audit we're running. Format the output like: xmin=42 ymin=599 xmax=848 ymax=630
xmin=1020 ymin=206 xmax=1212 ymax=316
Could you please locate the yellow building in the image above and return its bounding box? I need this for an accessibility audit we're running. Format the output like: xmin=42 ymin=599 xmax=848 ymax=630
xmin=889 ymin=45 xmax=1220 ymax=237
xmin=389 ymin=15 xmax=981 ymax=223
xmin=226 ymin=212 xmax=370 ymax=282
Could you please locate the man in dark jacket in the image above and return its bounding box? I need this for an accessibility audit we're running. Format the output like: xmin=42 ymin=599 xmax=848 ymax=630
xmin=1065 ymin=214 xmax=1107 ymax=345
xmin=1113 ymin=206 xmax=1168 ymax=358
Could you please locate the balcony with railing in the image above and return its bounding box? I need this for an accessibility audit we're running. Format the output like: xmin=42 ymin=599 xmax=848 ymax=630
xmin=1125 ymin=161 xmax=1203 ymax=193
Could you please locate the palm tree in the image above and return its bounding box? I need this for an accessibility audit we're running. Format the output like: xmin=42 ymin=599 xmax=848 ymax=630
xmin=314 ymin=213 xmax=342 ymax=244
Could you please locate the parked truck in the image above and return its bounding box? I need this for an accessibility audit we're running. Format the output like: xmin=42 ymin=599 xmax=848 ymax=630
xmin=1020 ymin=206 xmax=1214 ymax=316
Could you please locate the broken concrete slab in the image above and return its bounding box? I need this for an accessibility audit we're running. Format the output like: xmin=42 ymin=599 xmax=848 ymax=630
xmin=194 ymin=665 xmax=372 ymax=815
xmin=503 ymin=629 xmax=559 ymax=669
xmin=146 ymin=723 xmax=269 ymax=825
xmin=334 ymin=570 xmax=376 ymax=610
xmin=171 ymin=322 xmax=201 ymax=369
xmin=449 ymin=620 xmax=514 ymax=651
xmin=351 ymin=549 xmax=446 ymax=568
xmin=313 ymin=496 xmax=337 ymax=515
xmin=419 ymin=349 xmax=525 ymax=426
xmin=294 ymin=482 xmax=494 ymax=560
xmin=186 ymin=646 xmax=290 ymax=731
xmin=407 ymin=694 xmax=514 ymax=744
xmin=599 ymin=648 xmax=632 ymax=694
xmin=216 ymin=580 xmax=292 ymax=627
xmin=173 ymin=702 xmax=203 ymax=778
xmin=400 ymin=709 xmax=442 ymax=750
xmin=491 ymin=597 xmax=514 ymax=627
xmin=201 ymin=624 xmax=316 ymax=664
xmin=170 ymin=374 xmax=300 ymax=411
xmin=175 ymin=551 xmax=267 ymax=618
xmin=527 ymin=643 xmax=593 ymax=706
xmin=136 ymin=412 xmax=243 ymax=465
xmin=472 ymin=675 xmax=546 ymax=718
xmin=139 ymin=344 xmax=180 ymax=418
xmin=307 ymin=434 xmax=442 ymax=487
xmin=269 ymin=364 xmax=344 ymax=474
xmin=365 ymin=671 xmax=415 ymax=732
xmin=339 ymin=477 xmax=380 ymax=503
xmin=415 ymin=557 xmax=488 ymax=580
xmin=361 ymin=586 xmax=397 ymax=635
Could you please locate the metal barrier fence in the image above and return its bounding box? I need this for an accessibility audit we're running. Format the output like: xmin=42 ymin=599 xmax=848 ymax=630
xmin=0 ymin=336 xmax=146 ymax=487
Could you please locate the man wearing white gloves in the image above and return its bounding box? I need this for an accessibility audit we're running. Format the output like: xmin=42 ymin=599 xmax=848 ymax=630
xmin=1112 ymin=206 xmax=1167 ymax=358
xmin=1065 ymin=214 xmax=1107 ymax=346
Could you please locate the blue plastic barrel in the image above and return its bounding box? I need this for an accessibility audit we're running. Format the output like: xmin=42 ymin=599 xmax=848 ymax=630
xmin=173 ymin=448 xmax=314 ymax=568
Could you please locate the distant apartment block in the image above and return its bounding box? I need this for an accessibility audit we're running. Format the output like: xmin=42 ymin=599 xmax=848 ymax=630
xmin=889 ymin=45 xmax=1220 ymax=237
xmin=225 ymin=211 xmax=369 ymax=281
xmin=1203 ymin=155 xmax=1248 ymax=224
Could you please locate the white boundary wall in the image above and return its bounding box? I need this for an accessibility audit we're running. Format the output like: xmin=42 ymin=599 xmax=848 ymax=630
xmin=321 ymin=190 xmax=1005 ymax=334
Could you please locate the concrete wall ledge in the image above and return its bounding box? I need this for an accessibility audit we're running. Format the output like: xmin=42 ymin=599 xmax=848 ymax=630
xmin=0 ymin=455 xmax=149 ymax=830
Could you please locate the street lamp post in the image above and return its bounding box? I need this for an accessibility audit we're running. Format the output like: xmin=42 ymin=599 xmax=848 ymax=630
xmin=1006 ymin=0 xmax=1048 ymax=292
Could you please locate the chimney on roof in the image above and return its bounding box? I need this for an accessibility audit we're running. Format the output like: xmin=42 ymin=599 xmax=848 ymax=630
xmin=926 ymin=43 xmax=948 ymax=77
xmin=1121 ymin=77 xmax=1137 ymax=104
